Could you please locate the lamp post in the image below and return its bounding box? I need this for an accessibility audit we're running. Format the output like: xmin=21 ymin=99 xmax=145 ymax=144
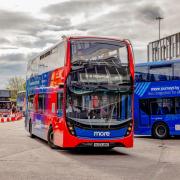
xmin=156 ymin=16 xmax=163 ymax=40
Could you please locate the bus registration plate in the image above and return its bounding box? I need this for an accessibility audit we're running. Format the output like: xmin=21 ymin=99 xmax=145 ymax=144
xmin=94 ymin=143 xmax=109 ymax=147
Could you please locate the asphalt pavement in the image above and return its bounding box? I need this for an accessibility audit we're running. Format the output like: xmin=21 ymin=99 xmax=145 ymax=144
xmin=0 ymin=119 xmax=180 ymax=180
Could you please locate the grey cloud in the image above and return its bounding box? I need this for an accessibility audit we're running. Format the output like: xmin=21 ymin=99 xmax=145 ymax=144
xmin=0 ymin=9 xmax=57 ymax=37
xmin=13 ymin=34 xmax=58 ymax=48
xmin=0 ymin=63 xmax=26 ymax=73
xmin=0 ymin=9 xmax=73 ymax=49
xmin=0 ymin=9 xmax=39 ymax=31
xmin=0 ymin=53 xmax=26 ymax=63
xmin=47 ymin=17 xmax=71 ymax=30
xmin=0 ymin=0 xmax=180 ymax=89
xmin=137 ymin=4 xmax=164 ymax=22
xmin=42 ymin=0 xmax=120 ymax=18
xmin=0 ymin=63 xmax=26 ymax=89
xmin=0 ymin=37 xmax=10 ymax=44
xmin=0 ymin=47 xmax=18 ymax=49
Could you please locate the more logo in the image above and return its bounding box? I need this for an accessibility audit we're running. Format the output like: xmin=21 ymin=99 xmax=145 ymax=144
xmin=94 ymin=131 xmax=110 ymax=137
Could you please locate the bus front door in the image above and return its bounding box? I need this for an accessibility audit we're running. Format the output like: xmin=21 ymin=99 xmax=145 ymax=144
xmin=139 ymin=99 xmax=150 ymax=127
xmin=139 ymin=109 xmax=150 ymax=127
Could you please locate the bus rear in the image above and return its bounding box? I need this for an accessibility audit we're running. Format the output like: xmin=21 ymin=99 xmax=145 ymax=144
xmin=0 ymin=90 xmax=11 ymax=117
xmin=53 ymin=37 xmax=134 ymax=148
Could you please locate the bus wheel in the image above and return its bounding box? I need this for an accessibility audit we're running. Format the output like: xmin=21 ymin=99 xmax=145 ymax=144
xmin=48 ymin=127 xmax=58 ymax=149
xmin=29 ymin=121 xmax=35 ymax=138
xmin=152 ymin=122 xmax=169 ymax=139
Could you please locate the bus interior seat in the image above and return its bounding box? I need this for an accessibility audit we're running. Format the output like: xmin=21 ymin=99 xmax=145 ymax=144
xmin=162 ymin=106 xmax=170 ymax=114
xmin=176 ymin=107 xmax=180 ymax=114
xmin=150 ymin=74 xmax=155 ymax=81
xmin=158 ymin=75 xmax=167 ymax=81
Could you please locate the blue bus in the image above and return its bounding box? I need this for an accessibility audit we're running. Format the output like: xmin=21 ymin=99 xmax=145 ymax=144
xmin=134 ymin=59 xmax=180 ymax=139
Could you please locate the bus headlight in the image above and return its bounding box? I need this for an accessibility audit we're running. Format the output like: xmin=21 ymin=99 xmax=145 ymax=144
xmin=66 ymin=121 xmax=76 ymax=136
xmin=125 ymin=122 xmax=133 ymax=136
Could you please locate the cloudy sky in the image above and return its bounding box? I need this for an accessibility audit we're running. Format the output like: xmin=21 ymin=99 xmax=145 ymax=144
xmin=0 ymin=0 xmax=180 ymax=88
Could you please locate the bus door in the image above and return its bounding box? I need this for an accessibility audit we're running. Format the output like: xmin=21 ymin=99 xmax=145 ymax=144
xmin=139 ymin=99 xmax=150 ymax=127
xmin=57 ymin=92 xmax=63 ymax=118
xmin=34 ymin=94 xmax=46 ymax=139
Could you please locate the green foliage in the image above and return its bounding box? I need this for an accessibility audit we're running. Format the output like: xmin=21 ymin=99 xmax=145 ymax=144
xmin=6 ymin=77 xmax=25 ymax=100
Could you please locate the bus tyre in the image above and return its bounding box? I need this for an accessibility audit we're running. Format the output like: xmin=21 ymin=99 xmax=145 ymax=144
xmin=48 ymin=127 xmax=58 ymax=149
xmin=29 ymin=121 xmax=35 ymax=138
xmin=152 ymin=122 xmax=169 ymax=139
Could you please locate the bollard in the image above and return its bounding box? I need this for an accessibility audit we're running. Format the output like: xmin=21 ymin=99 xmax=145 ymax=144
xmin=1 ymin=118 xmax=4 ymax=123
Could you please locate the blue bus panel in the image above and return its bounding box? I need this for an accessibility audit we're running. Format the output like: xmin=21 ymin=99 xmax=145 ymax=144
xmin=134 ymin=59 xmax=180 ymax=137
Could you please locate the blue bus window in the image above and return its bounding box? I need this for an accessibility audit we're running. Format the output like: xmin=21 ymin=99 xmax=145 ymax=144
xmin=150 ymin=74 xmax=155 ymax=81
xmin=139 ymin=99 xmax=149 ymax=115
xmin=162 ymin=99 xmax=174 ymax=114
xmin=135 ymin=66 xmax=149 ymax=82
xmin=150 ymin=98 xmax=174 ymax=115
xmin=174 ymin=62 xmax=180 ymax=80
xmin=150 ymin=99 xmax=162 ymax=115
xmin=158 ymin=75 xmax=167 ymax=81
xmin=149 ymin=66 xmax=172 ymax=81
xmin=175 ymin=98 xmax=180 ymax=114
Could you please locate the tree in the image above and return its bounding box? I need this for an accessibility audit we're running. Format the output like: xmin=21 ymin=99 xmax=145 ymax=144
xmin=6 ymin=77 xmax=25 ymax=101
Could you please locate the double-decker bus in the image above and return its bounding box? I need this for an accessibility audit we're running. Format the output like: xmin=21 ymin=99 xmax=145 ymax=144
xmin=135 ymin=59 xmax=180 ymax=139
xmin=0 ymin=90 xmax=11 ymax=117
xmin=25 ymin=36 xmax=134 ymax=149
xmin=17 ymin=91 xmax=26 ymax=116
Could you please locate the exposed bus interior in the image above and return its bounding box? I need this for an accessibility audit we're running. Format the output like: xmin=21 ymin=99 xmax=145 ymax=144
xmin=66 ymin=39 xmax=133 ymax=129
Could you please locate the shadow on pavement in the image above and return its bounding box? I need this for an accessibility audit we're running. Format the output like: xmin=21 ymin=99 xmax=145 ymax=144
xmin=135 ymin=135 xmax=180 ymax=140
xmin=64 ymin=147 xmax=129 ymax=156
xmin=30 ymin=134 xmax=130 ymax=156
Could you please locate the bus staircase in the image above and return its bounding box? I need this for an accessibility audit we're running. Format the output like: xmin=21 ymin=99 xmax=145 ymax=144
xmin=0 ymin=112 xmax=23 ymax=123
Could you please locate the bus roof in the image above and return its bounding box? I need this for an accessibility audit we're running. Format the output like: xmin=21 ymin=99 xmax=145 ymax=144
xmin=136 ymin=59 xmax=180 ymax=67
xmin=28 ymin=36 xmax=126 ymax=64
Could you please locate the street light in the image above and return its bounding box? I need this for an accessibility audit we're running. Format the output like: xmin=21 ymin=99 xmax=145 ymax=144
xmin=156 ymin=16 xmax=164 ymax=40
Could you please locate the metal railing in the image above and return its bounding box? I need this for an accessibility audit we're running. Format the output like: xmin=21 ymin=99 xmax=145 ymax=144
xmin=148 ymin=32 xmax=180 ymax=61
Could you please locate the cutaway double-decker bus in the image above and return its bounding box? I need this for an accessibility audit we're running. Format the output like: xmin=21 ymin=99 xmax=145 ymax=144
xmin=25 ymin=36 xmax=134 ymax=149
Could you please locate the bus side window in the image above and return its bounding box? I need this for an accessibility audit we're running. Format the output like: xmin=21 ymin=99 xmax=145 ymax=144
xmin=139 ymin=99 xmax=150 ymax=115
xmin=150 ymin=98 xmax=174 ymax=115
xmin=149 ymin=65 xmax=172 ymax=82
xmin=174 ymin=62 xmax=180 ymax=80
xmin=150 ymin=99 xmax=161 ymax=115
xmin=162 ymin=98 xmax=174 ymax=115
xmin=38 ymin=94 xmax=45 ymax=114
xmin=28 ymin=95 xmax=34 ymax=110
xmin=57 ymin=93 xmax=63 ymax=117
xmin=175 ymin=98 xmax=180 ymax=114
xmin=150 ymin=74 xmax=155 ymax=81
xmin=135 ymin=66 xmax=149 ymax=82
